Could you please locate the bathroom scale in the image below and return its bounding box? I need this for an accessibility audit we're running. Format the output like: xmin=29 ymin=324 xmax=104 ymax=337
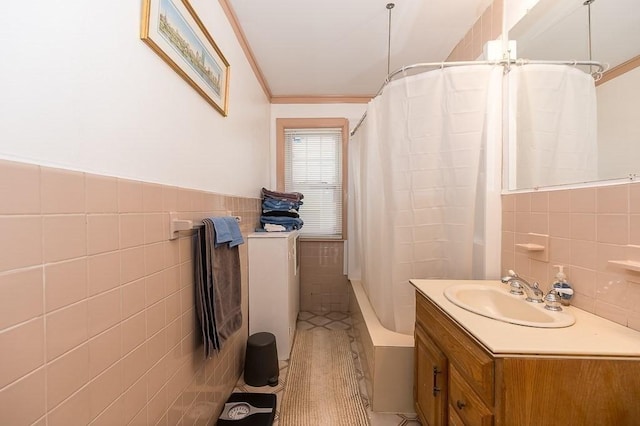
xmin=217 ymin=392 xmax=276 ymax=426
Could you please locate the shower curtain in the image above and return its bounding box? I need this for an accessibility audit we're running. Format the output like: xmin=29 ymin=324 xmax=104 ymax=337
xmin=510 ymin=64 xmax=598 ymax=189
xmin=348 ymin=65 xmax=503 ymax=335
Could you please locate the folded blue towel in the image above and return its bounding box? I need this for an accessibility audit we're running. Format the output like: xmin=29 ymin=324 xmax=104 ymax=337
xmin=209 ymin=216 xmax=244 ymax=248
xmin=262 ymin=198 xmax=302 ymax=212
xmin=260 ymin=215 xmax=304 ymax=231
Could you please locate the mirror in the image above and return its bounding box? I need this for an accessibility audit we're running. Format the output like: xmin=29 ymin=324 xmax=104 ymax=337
xmin=507 ymin=0 xmax=640 ymax=190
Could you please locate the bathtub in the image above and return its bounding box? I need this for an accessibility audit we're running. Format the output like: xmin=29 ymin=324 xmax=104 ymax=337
xmin=348 ymin=280 xmax=415 ymax=413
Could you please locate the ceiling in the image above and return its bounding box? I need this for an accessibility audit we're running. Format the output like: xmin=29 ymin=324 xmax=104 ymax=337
xmin=226 ymin=0 xmax=493 ymax=98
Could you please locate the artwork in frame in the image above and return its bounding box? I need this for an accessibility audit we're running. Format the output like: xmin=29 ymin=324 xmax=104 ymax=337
xmin=141 ymin=0 xmax=230 ymax=116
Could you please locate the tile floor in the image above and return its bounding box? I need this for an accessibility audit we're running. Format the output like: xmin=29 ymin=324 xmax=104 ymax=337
xmin=231 ymin=312 xmax=421 ymax=426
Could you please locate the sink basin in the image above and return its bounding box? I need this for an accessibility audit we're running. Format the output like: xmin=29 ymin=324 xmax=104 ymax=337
xmin=444 ymin=284 xmax=575 ymax=328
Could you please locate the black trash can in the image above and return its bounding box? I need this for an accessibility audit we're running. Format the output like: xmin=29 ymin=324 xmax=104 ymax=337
xmin=244 ymin=332 xmax=279 ymax=387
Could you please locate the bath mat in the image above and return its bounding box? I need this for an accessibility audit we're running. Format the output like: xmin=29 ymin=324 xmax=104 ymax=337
xmin=279 ymin=329 xmax=370 ymax=426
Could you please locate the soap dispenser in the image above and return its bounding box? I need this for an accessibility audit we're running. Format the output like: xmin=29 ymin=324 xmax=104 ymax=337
xmin=552 ymin=265 xmax=573 ymax=306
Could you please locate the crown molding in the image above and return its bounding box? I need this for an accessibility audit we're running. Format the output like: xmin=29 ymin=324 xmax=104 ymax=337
xmin=596 ymin=55 xmax=640 ymax=87
xmin=218 ymin=0 xmax=272 ymax=100
xmin=271 ymin=96 xmax=372 ymax=104
xmin=219 ymin=1 xmax=375 ymax=105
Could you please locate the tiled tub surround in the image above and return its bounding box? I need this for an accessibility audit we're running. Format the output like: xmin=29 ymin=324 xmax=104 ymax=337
xmin=0 ymin=159 xmax=261 ymax=425
xmin=501 ymin=183 xmax=640 ymax=332
xmin=299 ymin=240 xmax=349 ymax=312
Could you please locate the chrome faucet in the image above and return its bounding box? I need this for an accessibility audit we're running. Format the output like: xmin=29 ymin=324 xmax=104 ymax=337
xmin=501 ymin=270 xmax=545 ymax=303
xmin=544 ymin=287 xmax=575 ymax=311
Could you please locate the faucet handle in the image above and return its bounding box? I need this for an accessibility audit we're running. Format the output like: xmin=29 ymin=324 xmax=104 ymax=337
xmin=544 ymin=289 xmax=563 ymax=311
xmin=508 ymin=281 xmax=525 ymax=296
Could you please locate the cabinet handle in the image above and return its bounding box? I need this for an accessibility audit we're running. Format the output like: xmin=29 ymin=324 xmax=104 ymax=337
xmin=432 ymin=366 xmax=441 ymax=396
xmin=456 ymin=400 xmax=466 ymax=410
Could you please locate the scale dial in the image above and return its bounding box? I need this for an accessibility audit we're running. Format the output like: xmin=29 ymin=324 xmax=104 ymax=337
xmin=227 ymin=403 xmax=251 ymax=420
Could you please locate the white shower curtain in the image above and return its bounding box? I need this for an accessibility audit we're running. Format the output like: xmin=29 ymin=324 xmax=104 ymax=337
xmin=510 ymin=64 xmax=598 ymax=189
xmin=349 ymin=65 xmax=503 ymax=335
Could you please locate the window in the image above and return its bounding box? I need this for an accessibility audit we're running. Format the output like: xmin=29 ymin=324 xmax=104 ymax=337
xmin=276 ymin=118 xmax=348 ymax=239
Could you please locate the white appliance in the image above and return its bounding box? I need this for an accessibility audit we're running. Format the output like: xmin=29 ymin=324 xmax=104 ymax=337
xmin=247 ymin=231 xmax=300 ymax=360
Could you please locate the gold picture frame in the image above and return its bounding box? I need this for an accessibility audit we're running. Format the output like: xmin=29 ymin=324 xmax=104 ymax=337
xmin=141 ymin=0 xmax=230 ymax=116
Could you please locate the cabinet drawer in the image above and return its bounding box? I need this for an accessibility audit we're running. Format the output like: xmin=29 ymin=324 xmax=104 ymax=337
xmin=416 ymin=292 xmax=494 ymax=405
xmin=449 ymin=365 xmax=493 ymax=426
xmin=448 ymin=404 xmax=466 ymax=426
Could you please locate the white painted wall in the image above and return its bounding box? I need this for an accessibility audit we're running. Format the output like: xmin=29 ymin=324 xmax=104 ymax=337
xmin=269 ymin=103 xmax=367 ymax=187
xmin=0 ymin=0 xmax=270 ymax=198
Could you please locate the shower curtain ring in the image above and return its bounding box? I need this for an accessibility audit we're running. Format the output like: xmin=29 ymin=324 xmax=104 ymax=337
xmin=593 ymin=69 xmax=603 ymax=81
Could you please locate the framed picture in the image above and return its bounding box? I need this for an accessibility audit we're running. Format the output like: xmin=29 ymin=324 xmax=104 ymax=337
xmin=141 ymin=0 xmax=230 ymax=116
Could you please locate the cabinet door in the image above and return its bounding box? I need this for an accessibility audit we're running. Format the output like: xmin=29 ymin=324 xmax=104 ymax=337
xmin=415 ymin=324 xmax=448 ymax=426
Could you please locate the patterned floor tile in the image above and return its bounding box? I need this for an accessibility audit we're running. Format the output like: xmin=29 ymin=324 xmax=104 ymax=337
xmin=233 ymin=311 xmax=420 ymax=426
xmin=297 ymin=311 xmax=316 ymax=321
xmin=325 ymin=320 xmax=351 ymax=330
xmin=369 ymin=412 xmax=414 ymax=426
xmin=295 ymin=321 xmax=315 ymax=331
xmin=307 ymin=315 xmax=332 ymax=326
xmin=398 ymin=414 xmax=422 ymax=426
xmin=326 ymin=311 xmax=350 ymax=321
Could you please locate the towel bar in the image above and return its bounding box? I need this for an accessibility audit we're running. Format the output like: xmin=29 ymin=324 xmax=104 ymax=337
xmin=169 ymin=212 xmax=241 ymax=240
xmin=192 ymin=216 xmax=241 ymax=227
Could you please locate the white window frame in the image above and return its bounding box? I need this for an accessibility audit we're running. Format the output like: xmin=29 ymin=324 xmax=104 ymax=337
xmin=276 ymin=118 xmax=348 ymax=240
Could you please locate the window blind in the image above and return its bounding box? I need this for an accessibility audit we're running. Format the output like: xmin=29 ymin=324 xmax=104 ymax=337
xmin=284 ymin=128 xmax=343 ymax=238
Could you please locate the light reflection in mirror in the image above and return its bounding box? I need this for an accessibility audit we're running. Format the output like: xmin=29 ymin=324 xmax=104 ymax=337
xmin=507 ymin=0 xmax=640 ymax=190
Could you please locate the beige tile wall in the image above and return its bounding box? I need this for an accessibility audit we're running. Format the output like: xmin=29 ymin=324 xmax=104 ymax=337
xmin=0 ymin=159 xmax=261 ymax=425
xmin=299 ymin=240 xmax=349 ymax=312
xmin=447 ymin=0 xmax=503 ymax=61
xmin=501 ymin=184 xmax=640 ymax=332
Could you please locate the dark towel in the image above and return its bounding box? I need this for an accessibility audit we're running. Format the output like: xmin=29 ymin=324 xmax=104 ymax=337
xmin=194 ymin=219 xmax=243 ymax=358
xmin=193 ymin=229 xmax=217 ymax=357
xmin=261 ymin=187 xmax=304 ymax=202
xmin=262 ymin=210 xmax=300 ymax=218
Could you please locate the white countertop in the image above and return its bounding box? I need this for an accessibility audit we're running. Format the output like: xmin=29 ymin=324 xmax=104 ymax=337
xmin=410 ymin=279 xmax=640 ymax=357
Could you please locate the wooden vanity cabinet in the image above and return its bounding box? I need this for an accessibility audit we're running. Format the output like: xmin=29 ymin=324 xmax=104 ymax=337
xmin=415 ymin=324 xmax=448 ymax=426
xmin=415 ymin=292 xmax=494 ymax=426
xmin=414 ymin=291 xmax=640 ymax=426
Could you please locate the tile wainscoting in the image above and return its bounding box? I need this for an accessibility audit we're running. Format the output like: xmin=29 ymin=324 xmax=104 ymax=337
xmin=0 ymin=159 xmax=261 ymax=425
xmin=502 ymin=184 xmax=640 ymax=332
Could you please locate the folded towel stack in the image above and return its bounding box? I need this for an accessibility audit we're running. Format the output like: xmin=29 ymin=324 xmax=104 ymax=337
xmin=260 ymin=187 xmax=304 ymax=232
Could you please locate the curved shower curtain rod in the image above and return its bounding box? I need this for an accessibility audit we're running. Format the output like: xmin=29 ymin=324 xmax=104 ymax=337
xmin=349 ymin=58 xmax=605 ymax=137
